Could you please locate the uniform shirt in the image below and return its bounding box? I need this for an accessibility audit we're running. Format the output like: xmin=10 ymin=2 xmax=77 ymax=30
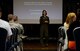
xmin=0 ymin=19 xmax=12 ymax=36
xmin=9 ymin=21 xmax=18 ymax=28
xmin=40 ymin=16 xmax=49 ymax=24
xmin=9 ymin=21 xmax=24 ymax=34
xmin=9 ymin=21 xmax=24 ymax=41
xmin=14 ymin=23 xmax=24 ymax=41
xmin=16 ymin=23 xmax=24 ymax=34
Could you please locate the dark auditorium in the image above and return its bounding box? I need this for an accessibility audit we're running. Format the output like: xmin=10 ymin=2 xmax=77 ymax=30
xmin=0 ymin=0 xmax=80 ymax=51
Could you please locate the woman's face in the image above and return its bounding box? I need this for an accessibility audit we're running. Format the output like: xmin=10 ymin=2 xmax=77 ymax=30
xmin=43 ymin=10 xmax=47 ymax=16
xmin=43 ymin=11 xmax=46 ymax=15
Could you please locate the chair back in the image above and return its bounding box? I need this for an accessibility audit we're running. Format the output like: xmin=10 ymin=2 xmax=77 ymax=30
xmin=57 ymin=26 xmax=66 ymax=51
xmin=0 ymin=27 xmax=7 ymax=51
xmin=58 ymin=26 xmax=66 ymax=41
xmin=73 ymin=27 xmax=80 ymax=51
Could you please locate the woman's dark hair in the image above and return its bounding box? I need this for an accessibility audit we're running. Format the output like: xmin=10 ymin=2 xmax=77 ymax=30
xmin=42 ymin=10 xmax=47 ymax=16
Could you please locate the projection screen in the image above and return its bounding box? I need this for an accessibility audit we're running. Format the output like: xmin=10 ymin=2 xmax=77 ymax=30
xmin=13 ymin=0 xmax=62 ymax=24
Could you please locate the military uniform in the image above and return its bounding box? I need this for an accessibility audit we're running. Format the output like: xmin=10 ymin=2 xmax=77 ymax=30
xmin=40 ymin=16 xmax=49 ymax=46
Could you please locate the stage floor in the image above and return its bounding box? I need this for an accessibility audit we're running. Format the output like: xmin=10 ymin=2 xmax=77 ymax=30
xmin=23 ymin=40 xmax=57 ymax=51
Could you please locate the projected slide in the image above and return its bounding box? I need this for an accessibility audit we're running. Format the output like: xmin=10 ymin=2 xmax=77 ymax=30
xmin=13 ymin=0 xmax=62 ymax=24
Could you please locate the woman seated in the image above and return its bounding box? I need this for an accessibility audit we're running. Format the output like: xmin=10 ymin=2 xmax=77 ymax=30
xmin=64 ymin=12 xmax=77 ymax=51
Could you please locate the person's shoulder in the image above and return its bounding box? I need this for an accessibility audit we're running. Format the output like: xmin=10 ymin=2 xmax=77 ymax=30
xmin=64 ymin=22 xmax=69 ymax=29
xmin=46 ymin=16 xmax=49 ymax=18
xmin=0 ymin=19 xmax=9 ymax=24
xmin=46 ymin=16 xmax=49 ymax=17
xmin=40 ymin=16 xmax=43 ymax=18
xmin=64 ymin=22 xmax=66 ymax=26
xmin=40 ymin=16 xmax=43 ymax=19
xmin=16 ymin=23 xmax=22 ymax=26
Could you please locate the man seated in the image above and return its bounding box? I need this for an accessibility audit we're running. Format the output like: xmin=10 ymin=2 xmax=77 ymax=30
xmin=0 ymin=10 xmax=12 ymax=41
xmin=0 ymin=9 xmax=13 ymax=51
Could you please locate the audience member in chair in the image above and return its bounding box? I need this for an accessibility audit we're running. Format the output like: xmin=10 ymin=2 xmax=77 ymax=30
xmin=13 ymin=15 xmax=24 ymax=34
xmin=13 ymin=15 xmax=24 ymax=51
xmin=8 ymin=14 xmax=24 ymax=51
xmin=64 ymin=12 xmax=77 ymax=50
xmin=67 ymin=12 xmax=80 ymax=51
xmin=8 ymin=14 xmax=17 ymax=28
xmin=0 ymin=10 xmax=12 ymax=40
xmin=8 ymin=14 xmax=21 ymax=51
xmin=40 ymin=10 xmax=49 ymax=47
xmin=0 ymin=9 xmax=12 ymax=51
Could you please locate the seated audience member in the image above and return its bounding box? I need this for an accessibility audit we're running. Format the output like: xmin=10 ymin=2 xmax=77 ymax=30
xmin=13 ymin=15 xmax=24 ymax=51
xmin=8 ymin=14 xmax=24 ymax=51
xmin=64 ymin=12 xmax=77 ymax=51
xmin=13 ymin=15 xmax=24 ymax=34
xmin=0 ymin=8 xmax=12 ymax=51
xmin=13 ymin=15 xmax=25 ymax=38
xmin=0 ymin=10 xmax=12 ymax=40
xmin=8 ymin=14 xmax=17 ymax=28
xmin=67 ymin=12 xmax=80 ymax=51
xmin=8 ymin=14 xmax=21 ymax=50
xmin=8 ymin=14 xmax=24 ymax=30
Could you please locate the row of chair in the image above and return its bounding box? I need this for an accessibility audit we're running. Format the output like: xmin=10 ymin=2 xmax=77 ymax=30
xmin=0 ymin=27 xmax=23 ymax=51
xmin=9 ymin=27 xmax=23 ymax=51
xmin=0 ymin=27 xmax=7 ymax=51
xmin=57 ymin=26 xmax=80 ymax=51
